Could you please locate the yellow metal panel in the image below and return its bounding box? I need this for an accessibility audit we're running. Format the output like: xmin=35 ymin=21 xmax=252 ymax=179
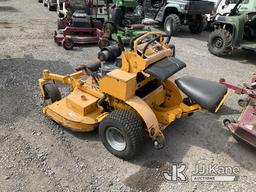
xmin=154 ymin=103 xmax=202 ymax=125
xmin=99 ymin=69 xmax=136 ymax=101
xmin=125 ymin=96 xmax=164 ymax=139
xmin=66 ymin=88 xmax=98 ymax=116
xmin=162 ymin=78 xmax=183 ymax=107
xmin=143 ymin=85 xmax=165 ymax=108
xmin=43 ymin=99 xmax=101 ymax=132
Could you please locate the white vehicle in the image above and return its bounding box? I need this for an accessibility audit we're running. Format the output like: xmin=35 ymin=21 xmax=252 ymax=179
xmin=206 ymin=0 xmax=238 ymax=21
xmin=216 ymin=0 xmax=238 ymax=16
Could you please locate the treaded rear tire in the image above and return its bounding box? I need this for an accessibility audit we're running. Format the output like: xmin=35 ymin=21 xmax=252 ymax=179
xmin=164 ymin=14 xmax=181 ymax=36
xmin=99 ymin=109 xmax=145 ymax=159
xmin=208 ymin=28 xmax=232 ymax=57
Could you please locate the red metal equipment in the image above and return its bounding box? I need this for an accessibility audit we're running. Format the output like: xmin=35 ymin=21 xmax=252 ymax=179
xmin=220 ymin=74 xmax=256 ymax=148
xmin=54 ymin=25 xmax=108 ymax=50
xmin=54 ymin=0 xmax=109 ymax=50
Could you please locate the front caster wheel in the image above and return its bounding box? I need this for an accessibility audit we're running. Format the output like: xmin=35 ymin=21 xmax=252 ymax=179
xmin=62 ymin=38 xmax=74 ymax=50
xmin=99 ymin=110 xmax=145 ymax=159
xmin=223 ymin=119 xmax=231 ymax=127
xmin=43 ymin=83 xmax=61 ymax=103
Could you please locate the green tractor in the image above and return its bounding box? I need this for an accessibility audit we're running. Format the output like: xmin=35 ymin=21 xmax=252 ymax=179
xmin=103 ymin=0 xmax=150 ymax=44
xmin=208 ymin=0 xmax=256 ymax=56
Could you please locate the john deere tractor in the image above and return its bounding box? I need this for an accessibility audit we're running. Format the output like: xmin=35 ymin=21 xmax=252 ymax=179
xmin=103 ymin=0 xmax=150 ymax=44
xmin=208 ymin=0 xmax=256 ymax=56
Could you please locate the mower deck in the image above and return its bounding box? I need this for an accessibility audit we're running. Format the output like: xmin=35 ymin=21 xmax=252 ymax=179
xmin=54 ymin=27 xmax=105 ymax=49
xmin=221 ymin=74 xmax=256 ymax=148
xmin=226 ymin=100 xmax=256 ymax=148
xmin=43 ymin=88 xmax=102 ymax=132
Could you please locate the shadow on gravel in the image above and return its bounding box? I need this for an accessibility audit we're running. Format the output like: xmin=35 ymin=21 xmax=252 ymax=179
xmin=60 ymin=44 xmax=102 ymax=52
xmin=221 ymin=50 xmax=256 ymax=65
xmin=124 ymin=106 xmax=256 ymax=192
xmin=0 ymin=55 xmax=73 ymax=125
xmin=147 ymin=25 xmax=210 ymax=42
xmin=175 ymin=30 xmax=210 ymax=42
xmin=218 ymin=105 xmax=241 ymax=116
xmin=0 ymin=6 xmax=19 ymax=12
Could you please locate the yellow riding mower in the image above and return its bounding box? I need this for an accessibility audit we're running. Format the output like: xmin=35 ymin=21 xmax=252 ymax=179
xmin=39 ymin=32 xmax=229 ymax=159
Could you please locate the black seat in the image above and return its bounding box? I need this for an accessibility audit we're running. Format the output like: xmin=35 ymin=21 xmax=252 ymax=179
xmin=175 ymin=76 xmax=227 ymax=112
xmin=144 ymin=57 xmax=186 ymax=81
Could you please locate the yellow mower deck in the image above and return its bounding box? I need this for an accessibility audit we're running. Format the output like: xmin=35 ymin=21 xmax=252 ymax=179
xmin=43 ymin=89 xmax=102 ymax=132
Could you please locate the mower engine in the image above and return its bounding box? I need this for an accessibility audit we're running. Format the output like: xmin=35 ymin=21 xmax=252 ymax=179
xmin=122 ymin=7 xmax=143 ymax=26
xmin=71 ymin=11 xmax=91 ymax=27
xmin=97 ymin=45 xmax=123 ymax=75
xmin=76 ymin=44 xmax=123 ymax=77
xmin=111 ymin=6 xmax=144 ymax=27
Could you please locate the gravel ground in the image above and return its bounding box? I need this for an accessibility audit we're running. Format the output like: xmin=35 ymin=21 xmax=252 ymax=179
xmin=0 ymin=0 xmax=255 ymax=192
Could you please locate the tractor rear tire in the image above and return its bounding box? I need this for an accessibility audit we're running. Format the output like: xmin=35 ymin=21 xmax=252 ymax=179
xmin=189 ymin=15 xmax=204 ymax=34
xmin=208 ymin=28 xmax=232 ymax=57
xmin=43 ymin=83 xmax=61 ymax=103
xmin=164 ymin=14 xmax=181 ymax=36
xmin=99 ymin=109 xmax=145 ymax=159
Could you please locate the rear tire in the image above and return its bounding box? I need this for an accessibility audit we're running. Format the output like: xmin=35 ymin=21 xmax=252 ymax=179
xmin=164 ymin=14 xmax=181 ymax=36
xmin=99 ymin=109 xmax=145 ymax=159
xmin=208 ymin=28 xmax=232 ymax=57
xmin=189 ymin=15 xmax=204 ymax=34
xmin=43 ymin=83 xmax=61 ymax=103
